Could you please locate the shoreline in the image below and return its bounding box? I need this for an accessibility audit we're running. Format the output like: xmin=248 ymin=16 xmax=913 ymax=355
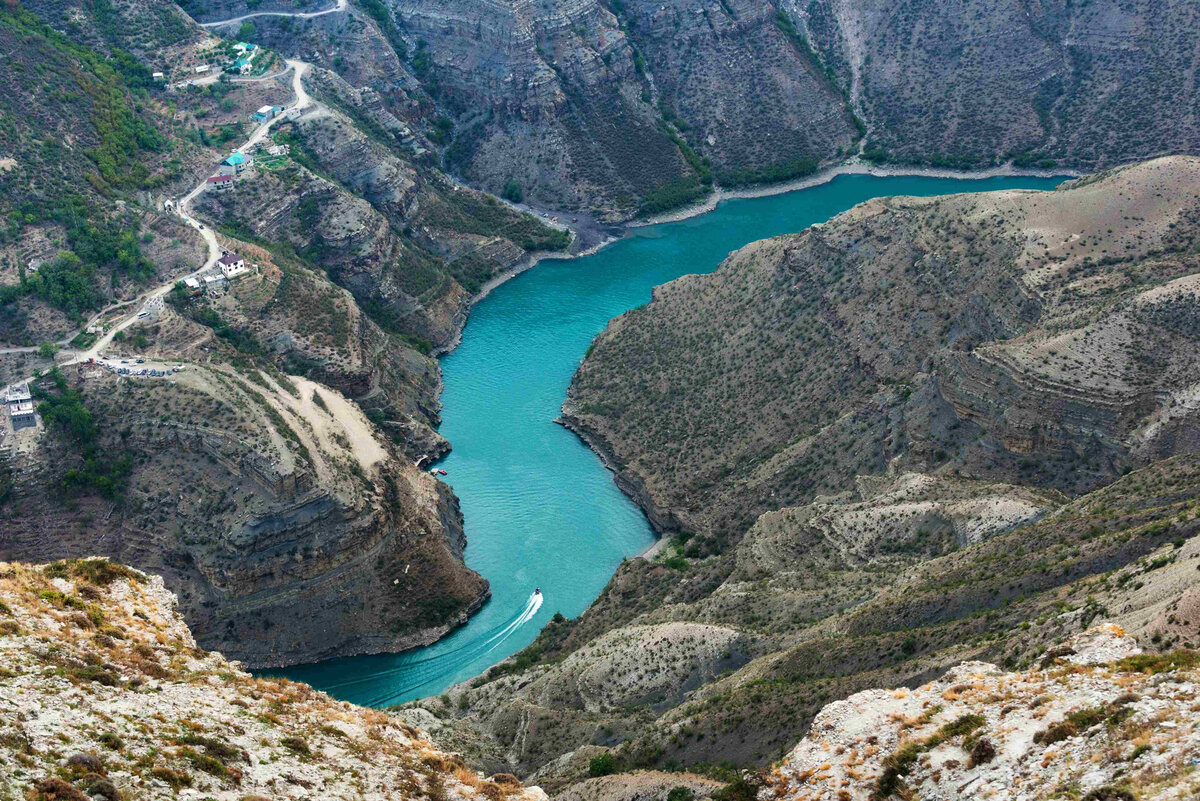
xmin=436 ymin=159 xmax=1078 ymax=352
xmin=632 ymin=159 xmax=1080 ymax=227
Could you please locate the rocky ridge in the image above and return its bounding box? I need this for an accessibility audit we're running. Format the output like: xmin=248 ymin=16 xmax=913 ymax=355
xmin=0 ymin=353 xmax=488 ymax=669
xmin=0 ymin=558 xmax=546 ymax=800
xmin=769 ymin=625 xmax=1199 ymax=801
xmin=565 ymin=156 xmax=1200 ymax=553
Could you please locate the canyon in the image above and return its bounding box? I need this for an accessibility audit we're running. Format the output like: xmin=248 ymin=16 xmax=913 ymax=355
xmin=2 ymin=0 xmax=1200 ymax=798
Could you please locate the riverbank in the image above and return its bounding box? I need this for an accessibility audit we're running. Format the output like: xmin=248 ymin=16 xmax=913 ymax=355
xmin=445 ymin=159 xmax=1077 ymax=347
xmin=634 ymin=159 xmax=1079 ymax=226
xmin=282 ymin=172 xmax=1068 ymax=706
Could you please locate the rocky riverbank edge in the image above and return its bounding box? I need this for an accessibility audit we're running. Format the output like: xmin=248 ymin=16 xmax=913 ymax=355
xmin=633 ymin=158 xmax=1079 ymax=227
xmin=554 ymin=409 xmax=690 ymax=559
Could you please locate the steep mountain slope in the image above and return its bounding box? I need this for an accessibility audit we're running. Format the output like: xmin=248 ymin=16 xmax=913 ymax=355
xmin=807 ymin=0 xmax=1200 ymax=169
xmin=0 ymin=342 xmax=489 ymax=667
xmin=176 ymin=0 xmax=1200 ymax=219
xmin=566 ymin=156 xmax=1200 ymax=552
xmin=0 ymin=0 xmax=567 ymax=668
xmin=0 ymin=558 xmax=547 ymax=800
xmin=416 ymin=160 xmax=1200 ymax=788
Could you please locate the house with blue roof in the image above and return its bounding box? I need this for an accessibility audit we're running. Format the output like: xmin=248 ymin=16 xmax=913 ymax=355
xmin=224 ymin=151 xmax=248 ymax=173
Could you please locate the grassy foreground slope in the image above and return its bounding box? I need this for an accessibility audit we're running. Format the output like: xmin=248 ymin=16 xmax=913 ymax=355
xmin=0 ymin=558 xmax=547 ymax=800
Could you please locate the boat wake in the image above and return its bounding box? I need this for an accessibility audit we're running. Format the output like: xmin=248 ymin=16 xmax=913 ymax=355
xmin=320 ymin=591 xmax=544 ymax=707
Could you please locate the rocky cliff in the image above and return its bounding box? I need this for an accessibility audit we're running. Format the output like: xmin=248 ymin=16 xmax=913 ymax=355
xmin=178 ymin=0 xmax=1200 ymax=219
xmin=769 ymin=625 xmax=1198 ymax=801
xmin=0 ymin=558 xmax=546 ymax=800
xmin=0 ymin=358 xmax=489 ymax=669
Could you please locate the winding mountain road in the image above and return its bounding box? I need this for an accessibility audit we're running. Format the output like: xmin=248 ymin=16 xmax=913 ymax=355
xmin=0 ymin=45 xmax=319 ymax=388
xmin=198 ymin=0 xmax=347 ymax=28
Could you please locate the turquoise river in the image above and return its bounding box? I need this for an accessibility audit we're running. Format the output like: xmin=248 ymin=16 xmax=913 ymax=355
xmin=274 ymin=172 xmax=1066 ymax=706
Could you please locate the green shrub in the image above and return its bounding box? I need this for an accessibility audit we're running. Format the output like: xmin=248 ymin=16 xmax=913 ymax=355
xmin=280 ymin=736 xmax=311 ymax=757
xmin=150 ymin=766 xmax=192 ymax=789
xmin=588 ymin=752 xmax=616 ymax=777
xmin=501 ymin=179 xmax=523 ymax=203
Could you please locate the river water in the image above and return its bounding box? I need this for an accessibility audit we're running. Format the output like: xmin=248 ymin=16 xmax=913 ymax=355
xmin=273 ymin=173 xmax=1065 ymax=706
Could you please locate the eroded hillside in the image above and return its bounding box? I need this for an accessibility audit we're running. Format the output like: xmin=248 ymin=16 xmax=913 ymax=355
xmin=0 ymin=351 xmax=488 ymax=668
xmin=566 ymin=156 xmax=1200 ymax=552
xmin=418 ymin=160 xmax=1200 ymax=792
xmin=177 ymin=0 xmax=1199 ymax=218
xmin=0 ymin=558 xmax=546 ymax=800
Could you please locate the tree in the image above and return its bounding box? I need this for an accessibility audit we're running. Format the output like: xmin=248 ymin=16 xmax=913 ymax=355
xmin=238 ymin=21 xmax=255 ymax=41
xmin=502 ymin=179 xmax=524 ymax=204
xmin=588 ymin=753 xmax=616 ymax=777
xmin=38 ymin=342 xmax=59 ymax=359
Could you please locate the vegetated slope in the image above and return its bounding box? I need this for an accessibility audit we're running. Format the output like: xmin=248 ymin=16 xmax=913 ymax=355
xmin=806 ymin=0 xmax=1200 ymax=170
xmin=435 ymin=451 xmax=1200 ymax=791
xmin=0 ymin=558 xmax=548 ymax=800
xmin=566 ymin=156 xmax=1200 ymax=554
xmin=0 ymin=2 xmax=209 ymax=343
xmin=419 ymin=159 xmax=1200 ymax=788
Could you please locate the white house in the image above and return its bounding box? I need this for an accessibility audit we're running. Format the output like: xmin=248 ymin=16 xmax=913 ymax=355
xmin=218 ymin=252 xmax=246 ymax=274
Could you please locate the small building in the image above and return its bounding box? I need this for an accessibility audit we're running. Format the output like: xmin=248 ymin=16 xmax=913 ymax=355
xmin=233 ymin=42 xmax=256 ymax=53
xmin=183 ymin=277 xmax=203 ymax=295
xmin=195 ymin=64 xmax=210 ymax=74
xmin=284 ymin=107 xmax=302 ymax=121
xmin=266 ymin=143 xmax=290 ymax=157
xmin=218 ymin=252 xmax=247 ymax=278
xmin=207 ymin=174 xmax=234 ymax=191
xmin=5 ymin=383 xmax=31 ymax=404
xmin=235 ymin=57 xmax=253 ymax=75
xmin=204 ymin=274 xmax=227 ymax=292
xmin=252 ymin=105 xmax=278 ymax=122
xmin=223 ymin=152 xmax=248 ymax=173
xmin=9 ymin=399 xmax=36 ymax=429
xmin=152 ymin=71 xmax=166 ymax=81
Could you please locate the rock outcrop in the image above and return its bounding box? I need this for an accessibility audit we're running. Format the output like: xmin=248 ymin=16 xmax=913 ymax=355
xmin=769 ymin=626 xmax=1198 ymax=801
xmin=0 ymin=558 xmax=546 ymax=800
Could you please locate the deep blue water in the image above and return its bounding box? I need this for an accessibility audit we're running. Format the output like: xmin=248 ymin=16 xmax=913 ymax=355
xmin=271 ymin=173 xmax=1065 ymax=706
